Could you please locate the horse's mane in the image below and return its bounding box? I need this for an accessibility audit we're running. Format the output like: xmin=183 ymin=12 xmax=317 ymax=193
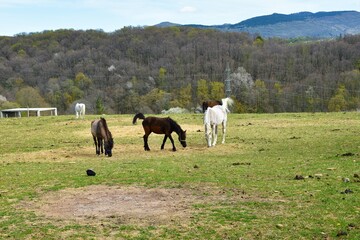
xmin=167 ymin=117 xmax=182 ymax=133
xmin=100 ymin=117 xmax=113 ymax=139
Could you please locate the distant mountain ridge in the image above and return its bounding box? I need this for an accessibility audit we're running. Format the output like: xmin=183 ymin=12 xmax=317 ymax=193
xmin=156 ymin=11 xmax=360 ymax=38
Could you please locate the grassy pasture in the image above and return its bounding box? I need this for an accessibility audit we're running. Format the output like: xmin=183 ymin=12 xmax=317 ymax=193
xmin=0 ymin=112 xmax=359 ymax=239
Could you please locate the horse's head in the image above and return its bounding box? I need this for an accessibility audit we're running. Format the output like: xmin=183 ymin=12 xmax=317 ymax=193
xmin=178 ymin=130 xmax=187 ymax=148
xmin=105 ymin=138 xmax=114 ymax=157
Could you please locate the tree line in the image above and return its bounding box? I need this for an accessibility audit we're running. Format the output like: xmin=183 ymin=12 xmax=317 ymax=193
xmin=1 ymin=27 xmax=360 ymax=114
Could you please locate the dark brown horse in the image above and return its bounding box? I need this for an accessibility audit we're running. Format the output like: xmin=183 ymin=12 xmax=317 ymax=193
xmin=202 ymin=100 xmax=222 ymax=112
xmin=132 ymin=113 xmax=187 ymax=151
xmin=91 ymin=117 xmax=114 ymax=157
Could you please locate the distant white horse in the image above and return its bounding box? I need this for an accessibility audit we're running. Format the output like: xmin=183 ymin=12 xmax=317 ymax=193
xmin=204 ymin=97 xmax=233 ymax=147
xmin=75 ymin=103 xmax=86 ymax=119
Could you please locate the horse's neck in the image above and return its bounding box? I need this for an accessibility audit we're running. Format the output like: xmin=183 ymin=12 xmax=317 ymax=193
xmin=103 ymin=127 xmax=112 ymax=141
xmin=172 ymin=123 xmax=182 ymax=136
xmin=101 ymin=128 xmax=108 ymax=140
xmin=102 ymin=130 xmax=112 ymax=142
xmin=98 ymin=121 xmax=110 ymax=141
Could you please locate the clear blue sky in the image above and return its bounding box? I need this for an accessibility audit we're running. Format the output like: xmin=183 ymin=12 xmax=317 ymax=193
xmin=1 ymin=0 xmax=360 ymax=36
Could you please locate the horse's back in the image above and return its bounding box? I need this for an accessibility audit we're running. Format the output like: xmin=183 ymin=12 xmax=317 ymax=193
xmin=143 ymin=116 xmax=171 ymax=134
xmin=143 ymin=116 xmax=163 ymax=124
xmin=206 ymin=105 xmax=227 ymax=125
xmin=203 ymin=100 xmax=222 ymax=112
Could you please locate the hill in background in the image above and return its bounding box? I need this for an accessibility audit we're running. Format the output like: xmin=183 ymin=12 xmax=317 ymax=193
xmin=156 ymin=11 xmax=360 ymax=39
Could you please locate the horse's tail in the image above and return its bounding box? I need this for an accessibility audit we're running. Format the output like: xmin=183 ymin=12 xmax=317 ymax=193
xmin=222 ymin=97 xmax=234 ymax=113
xmin=132 ymin=113 xmax=145 ymax=124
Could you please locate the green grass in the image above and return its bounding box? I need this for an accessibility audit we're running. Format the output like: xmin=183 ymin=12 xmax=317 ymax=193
xmin=0 ymin=112 xmax=359 ymax=239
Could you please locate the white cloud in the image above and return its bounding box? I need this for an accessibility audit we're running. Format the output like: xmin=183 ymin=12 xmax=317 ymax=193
xmin=180 ymin=6 xmax=196 ymax=13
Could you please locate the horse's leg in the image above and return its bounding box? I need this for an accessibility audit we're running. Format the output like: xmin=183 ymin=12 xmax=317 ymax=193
xmin=204 ymin=124 xmax=208 ymax=146
xmin=101 ymin=139 xmax=104 ymax=154
xmin=161 ymin=135 xmax=168 ymax=150
xmin=97 ymin=137 xmax=103 ymax=154
xmin=213 ymin=124 xmax=218 ymax=146
xmin=168 ymin=134 xmax=176 ymax=151
xmin=221 ymin=121 xmax=226 ymax=144
xmin=205 ymin=124 xmax=212 ymax=147
xmin=93 ymin=136 xmax=99 ymax=155
xmin=143 ymin=134 xmax=150 ymax=151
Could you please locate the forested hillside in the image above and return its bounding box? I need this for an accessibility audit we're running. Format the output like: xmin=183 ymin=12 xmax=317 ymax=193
xmin=1 ymin=27 xmax=360 ymax=114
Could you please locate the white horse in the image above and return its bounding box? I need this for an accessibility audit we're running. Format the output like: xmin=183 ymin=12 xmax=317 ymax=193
xmin=204 ymin=97 xmax=233 ymax=147
xmin=75 ymin=103 xmax=86 ymax=119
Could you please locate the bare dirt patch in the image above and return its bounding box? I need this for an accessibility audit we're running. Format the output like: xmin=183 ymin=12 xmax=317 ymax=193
xmin=24 ymin=185 xmax=231 ymax=226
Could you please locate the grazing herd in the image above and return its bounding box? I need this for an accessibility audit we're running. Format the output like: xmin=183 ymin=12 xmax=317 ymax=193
xmin=77 ymin=98 xmax=233 ymax=157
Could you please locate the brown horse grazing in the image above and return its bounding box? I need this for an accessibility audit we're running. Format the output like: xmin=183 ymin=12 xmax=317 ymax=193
xmin=91 ymin=117 xmax=114 ymax=157
xmin=132 ymin=113 xmax=187 ymax=151
xmin=202 ymin=100 xmax=222 ymax=113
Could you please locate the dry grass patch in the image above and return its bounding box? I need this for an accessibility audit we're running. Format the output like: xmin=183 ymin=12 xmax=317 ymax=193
xmin=24 ymin=185 xmax=200 ymax=226
xmin=21 ymin=184 xmax=287 ymax=227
